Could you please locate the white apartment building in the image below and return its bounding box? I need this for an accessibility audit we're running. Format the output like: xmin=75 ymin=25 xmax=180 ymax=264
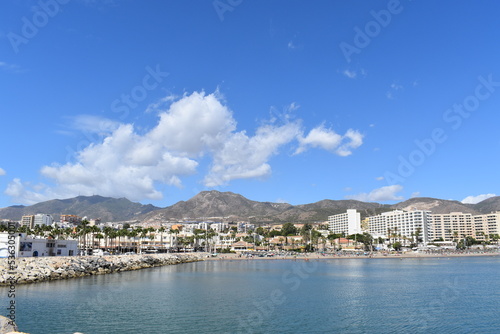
xmin=367 ymin=210 xmax=432 ymax=245
xmin=34 ymin=214 xmax=53 ymax=227
xmin=328 ymin=209 xmax=361 ymax=236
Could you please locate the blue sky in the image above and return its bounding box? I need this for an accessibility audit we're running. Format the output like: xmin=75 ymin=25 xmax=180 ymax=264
xmin=0 ymin=0 xmax=499 ymax=208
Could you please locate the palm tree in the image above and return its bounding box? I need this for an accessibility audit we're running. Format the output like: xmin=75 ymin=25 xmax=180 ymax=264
xmin=158 ymin=227 xmax=166 ymax=251
xmin=103 ymin=227 xmax=113 ymax=250
xmin=95 ymin=233 xmax=104 ymax=248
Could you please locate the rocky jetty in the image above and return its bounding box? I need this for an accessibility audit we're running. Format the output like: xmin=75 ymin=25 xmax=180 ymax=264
xmin=0 ymin=315 xmax=27 ymax=334
xmin=0 ymin=253 xmax=204 ymax=285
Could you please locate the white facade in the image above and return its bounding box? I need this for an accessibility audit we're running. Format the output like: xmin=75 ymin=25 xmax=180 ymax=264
xmin=34 ymin=214 xmax=53 ymax=227
xmin=0 ymin=232 xmax=78 ymax=258
xmin=367 ymin=210 xmax=432 ymax=245
xmin=328 ymin=209 xmax=361 ymax=236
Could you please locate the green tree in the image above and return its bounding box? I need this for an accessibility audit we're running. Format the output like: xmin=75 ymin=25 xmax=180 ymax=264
xmin=255 ymin=226 xmax=266 ymax=237
xmin=281 ymin=223 xmax=298 ymax=236
xmin=392 ymin=241 xmax=402 ymax=251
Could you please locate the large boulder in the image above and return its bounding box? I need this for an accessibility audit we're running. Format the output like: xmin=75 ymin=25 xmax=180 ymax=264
xmin=0 ymin=315 xmax=18 ymax=334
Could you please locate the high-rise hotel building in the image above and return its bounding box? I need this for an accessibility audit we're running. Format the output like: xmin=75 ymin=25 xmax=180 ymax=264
xmin=367 ymin=210 xmax=433 ymax=245
xmin=328 ymin=209 xmax=361 ymax=236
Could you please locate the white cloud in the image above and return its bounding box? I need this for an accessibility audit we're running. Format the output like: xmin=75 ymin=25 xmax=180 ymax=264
xmin=275 ymin=198 xmax=289 ymax=204
xmin=69 ymin=114 xmax=121 ymax=135
xmin=411 ymin=191 xmax=421 ymax=198
xmin=295 ymin=125 xmax=363 ymax=156
xmin=386 ymin=82 xmax=404 ymax=99
xmin=0 ymin=61 xmax=24 ymax=73
xmin=5 ymin=178 xmax=52 ymax=205
xmin=144 ymin=94 xmax=177 ymax=114
xmin=6 ymin=91 xmax=364 ymax=204
xmin=204 ymin=122 xmax=301 ymax=186
xmin=461 ymin=193 xmax=497 ymax=204
xmin=375 ymin=176 xmax=384 ymax=181
xmin=149 ymin=91 xmax=236 ymax=157
xmin=341 ymin=68 xmax=366 ymax=79
xmin=343 ymin=69 xmax=357 ymax=79
xmin=0 ymin=168 xmax=5 ymax=176
xmin=346 ymin=185 xmax=404 ymax=202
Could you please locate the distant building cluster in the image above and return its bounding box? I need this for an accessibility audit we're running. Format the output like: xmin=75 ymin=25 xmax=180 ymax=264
xmin=21 ymin=214 xmax=54 ymax=229
xmin=1 ymin=206 xmax=499 ymax=259
xmin=328 ymin=209 xmax=500 ymax=245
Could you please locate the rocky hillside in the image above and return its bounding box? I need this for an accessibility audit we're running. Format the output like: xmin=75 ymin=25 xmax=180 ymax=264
xmin=141 ymin=191 xmax=294 ymax=223
xmin=391 ymin=197 xmax=481 ymax=215
xmin=141 ymin=191 xmax=393 ymax=223
xmin=0 ymin=195 xmax=159 ymax=222
xmin=472 ymin=196 xmax=500 ymax=214
xmin=1 ymin=192 xmax=498 ymax=224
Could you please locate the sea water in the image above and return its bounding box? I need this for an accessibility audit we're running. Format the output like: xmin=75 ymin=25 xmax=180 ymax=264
xmin=2 ymin=256 xmax=500 ymax=334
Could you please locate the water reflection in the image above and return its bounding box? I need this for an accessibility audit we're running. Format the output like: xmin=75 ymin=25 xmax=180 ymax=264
xmin=0 ymin=257 xmax=498 ymax=334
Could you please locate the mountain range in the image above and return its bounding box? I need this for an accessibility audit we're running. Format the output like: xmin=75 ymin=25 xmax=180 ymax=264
xmin=0 ymin=191 xmax=499 ymax=224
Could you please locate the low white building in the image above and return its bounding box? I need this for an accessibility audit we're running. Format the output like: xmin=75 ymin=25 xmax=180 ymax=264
xmin=0 ymin=232 xmax=78 ymax=258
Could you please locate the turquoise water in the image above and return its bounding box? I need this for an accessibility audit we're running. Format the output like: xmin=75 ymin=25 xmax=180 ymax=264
xmin=2 ymin=256 xmax=500 ymax=334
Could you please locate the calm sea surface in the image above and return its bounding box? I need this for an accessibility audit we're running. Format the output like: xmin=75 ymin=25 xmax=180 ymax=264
xmin=2 ymin=256 xmax=500 ymax=334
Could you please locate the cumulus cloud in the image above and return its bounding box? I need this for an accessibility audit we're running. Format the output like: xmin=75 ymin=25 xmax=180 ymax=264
xmin=346 ymin=185 xmax=404 ymax=202
xmin=0 ymin=168 xmax=5 ymax=176
xmin=296 ymin=125 xmax=363 ymax=156
xmin=149 ymin=91 xmax=236 ymax=156
xmin=5 ymin=178 xmax=53 ymax=205
xmin=205 ymin=122 xmax=301 ymax=186
xmin=6 ymin=91 xmax=364 ymax=204
xmin=461 ymin=193 xmax=497 ymax=204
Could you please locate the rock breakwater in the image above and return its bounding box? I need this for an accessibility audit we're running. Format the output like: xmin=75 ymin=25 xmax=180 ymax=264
xmin=0 ymin=253 xmax=204 ymax=285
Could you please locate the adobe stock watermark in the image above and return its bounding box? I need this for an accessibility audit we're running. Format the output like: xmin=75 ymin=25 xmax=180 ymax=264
xmin=64 ymin=64 xmax=168 ymax=163
xmin=384 ymin=74 xmax=500 ymax=185
xmin=339 ymin=0 xmax=404 ymax=63
xmin=213 ymin=0 xmax=243 ymax=22
xmin=229 ymin=260 xmax=318 ymax=334
xmin=8 ymin=0 xmax=68 ymax=54
xmin=6 ymin=222 xmax=18 ymax=328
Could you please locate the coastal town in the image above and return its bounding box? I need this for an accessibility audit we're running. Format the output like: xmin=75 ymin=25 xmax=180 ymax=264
xmin=1 ymin=208 xmax=499 ymax=259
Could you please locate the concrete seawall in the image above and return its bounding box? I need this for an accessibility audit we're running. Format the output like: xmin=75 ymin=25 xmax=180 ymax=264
xmin=0 ymin=253 xmax=205 ymax=285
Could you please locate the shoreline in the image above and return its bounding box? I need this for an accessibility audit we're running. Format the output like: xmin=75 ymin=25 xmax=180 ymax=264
xmin=205 ymin=251 xmax=500 ymax=261
xmin=1 ymin=251 xmax=498 ymax=286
